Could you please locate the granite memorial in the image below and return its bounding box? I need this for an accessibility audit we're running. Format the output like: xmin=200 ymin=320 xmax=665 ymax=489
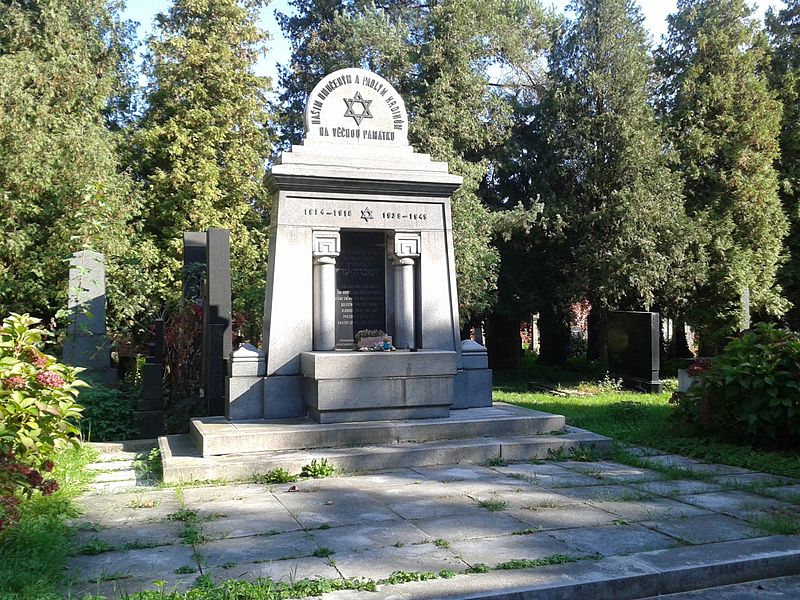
xmin=225 ymin=68 xmax=492 ymax=423
xmin=607 ymin=310 xmax=662 ymax=393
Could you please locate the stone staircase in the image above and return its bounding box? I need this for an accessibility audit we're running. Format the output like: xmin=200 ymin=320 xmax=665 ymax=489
xmin=84 ymin=440 xmax=160 ymax=493
xmin=159 ymin=403 xmax=611 ymax=483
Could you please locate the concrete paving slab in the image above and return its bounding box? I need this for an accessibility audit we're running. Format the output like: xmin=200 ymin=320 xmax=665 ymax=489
xmin=73 ymin=489 xmax=181 ymax=526
xmin=677 ymin=491 xmax=797 ymax=519
xmin=412 ymin=465 xmax=503 ymax=481
xmin=640 ymin=514 xmax=762 ymax=545
xmin=588 ymin=498 xmax=712 ymax=521
xmin=547 ymin=523 xmax=683 ymax=556
xmin=555 ymin=484 xmax=647 ymax=502
xmin=560 ymin=461 xmax=666 ymax=483
xmin=200 ymin=514 xmax=302 ymax=540
xmin=507 ymin=503 xmax=621 ymax=530
xmin=643 ymin=455 xmax=752 ymax=476
xmin=411 ymin=511 xmax=526 ymax=541
xmin=310 ymin=521 xmax=433 ymax=553
xmin=384 ymin=494 xmax=479 ymax=519
xmin=180 ymin=483 xmax=270 ymax=503
xmin=496 ymin=463 xmax=606 ymax=487
xmin=330 ymin=542 xmax=467 ymax=580
xmin=447 ymin=531 xmax=575 ymax=568
xmin=68 ymin=545 xmax=197 ymax=583
xmin=66 ymin=574 xmax=194 ymax=600
xmin=762 ymin=483 xmax=800 ymax=503
xmin=273 ymin=489 xmax=401 ymax=528
xmin=200 ymin=529 xmax=319 ymax=567
xmin=711 ymin=472 xmax=798 ymax=488
xmin=206 ymin=555 xmax=341 ymax=584
xmin=72 ymin=521 xmax=183 ymax=551
xmin=488 ymin=487 xmax=580 ymax=510
xmin=633 ymin=479 xmax=726 ymax=497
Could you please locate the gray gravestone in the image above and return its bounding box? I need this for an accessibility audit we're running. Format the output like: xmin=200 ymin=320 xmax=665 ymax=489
xmin=202 ymin=229 xmax=232 ymax=416
xmin=62 ymin=249 xmax=115 ymax=383
xmin=221 ymin=68 xmax=492 ymax=422
xmin=607 ymin=310 xmax=662 ymax=393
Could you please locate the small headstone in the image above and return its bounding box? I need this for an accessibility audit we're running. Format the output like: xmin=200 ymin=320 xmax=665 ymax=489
xmin=62 ymin=249 xmax=115 ymax=383
xmin=607 ymin=311 xmax=662 ymax=393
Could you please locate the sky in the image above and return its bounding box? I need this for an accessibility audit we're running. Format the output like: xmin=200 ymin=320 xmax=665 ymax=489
xmin=121 ymin=0 xmax=786 ymax=87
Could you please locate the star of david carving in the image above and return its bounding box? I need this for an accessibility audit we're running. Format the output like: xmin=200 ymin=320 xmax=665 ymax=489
xmin=361 ymin=207 xmax=374 ymax=222
xmin=343 ymin=91 xmax=373 ymax=126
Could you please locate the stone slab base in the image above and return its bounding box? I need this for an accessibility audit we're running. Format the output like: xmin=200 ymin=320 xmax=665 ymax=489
xmin=190 ymin=403 xmax=564 ymax=457
xmin=301 ymin=350 xmax=457 ymax=423
xmin=161 ymin=424 xmax=611 ymax=483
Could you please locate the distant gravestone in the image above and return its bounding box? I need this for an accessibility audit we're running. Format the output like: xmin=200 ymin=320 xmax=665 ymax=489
xmin=62 ymin=249 xmax=115 ymax=383
xmin=607 ymin=311 xmax=662 ymax=393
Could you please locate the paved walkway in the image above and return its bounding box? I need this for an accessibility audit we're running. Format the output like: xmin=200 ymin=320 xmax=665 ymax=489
xmin=65 ymin=448 xmax=800 ymax=599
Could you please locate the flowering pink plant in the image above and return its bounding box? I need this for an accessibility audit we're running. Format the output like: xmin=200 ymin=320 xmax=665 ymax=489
xmin=0 ymin=313 xmax=85 ymax=533
xmin=687 ymin=359 xmax=712 ymax=377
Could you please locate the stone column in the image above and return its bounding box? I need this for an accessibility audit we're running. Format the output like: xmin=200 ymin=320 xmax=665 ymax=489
xmin=394 ymin=258 xmax=415 ymax=349
xmin=392 ymin=232 xmax=421 ymax=350
xmin=312 ymin=230 xmax=340 ymax=351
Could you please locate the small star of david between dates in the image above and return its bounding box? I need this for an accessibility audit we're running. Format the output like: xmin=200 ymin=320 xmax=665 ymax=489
xmin=361 ymin=207 xmax=374 ymax=222
xmin=343 ymin=91 xmax=373 ymax=126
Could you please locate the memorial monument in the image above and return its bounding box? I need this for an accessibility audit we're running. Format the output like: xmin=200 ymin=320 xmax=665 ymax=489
xmin=168 ymin=69 xmax=609 ymax=482
xmin=227 ymin=67 xmax=491 ymax=422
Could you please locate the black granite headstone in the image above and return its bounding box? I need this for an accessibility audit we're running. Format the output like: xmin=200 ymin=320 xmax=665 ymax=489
xmin=607 ymin=311 xmax=662 ymax=393
xmin=202 ymin=229 xmax=232 ymax=416
xmin=183 ymin=232 xmax=207 ymax=304
xmin=335 ymin=231 xmax=386 ymax=349
xmin=136 ymin=319 xmax=164 ymax=436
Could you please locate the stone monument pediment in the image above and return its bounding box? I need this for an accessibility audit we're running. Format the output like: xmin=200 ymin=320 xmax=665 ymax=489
xmin=303 ymin=68 xmax=409 ymax=147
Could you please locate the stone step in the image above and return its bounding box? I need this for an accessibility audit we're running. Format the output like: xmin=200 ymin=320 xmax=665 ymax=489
xmin=160 ymin=426 xmax=612 ymax=484
xmin=190 ymin=403 xmax=566 ymax=457
xmin=86 ymin=460 xmax=136 ymax=472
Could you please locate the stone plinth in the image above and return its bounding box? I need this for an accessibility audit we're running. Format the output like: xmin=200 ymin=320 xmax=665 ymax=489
xmin=301 ymin=350 xmax=456 ymax=423
xmin=453 ymin=339 xmax=492 ymax=409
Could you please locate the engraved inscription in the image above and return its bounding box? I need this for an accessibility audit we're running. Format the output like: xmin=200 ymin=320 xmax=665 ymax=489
xmin=335 ymin=232 xmax=386 ymax=349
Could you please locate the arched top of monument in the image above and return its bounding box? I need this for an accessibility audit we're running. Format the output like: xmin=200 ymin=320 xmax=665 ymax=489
xmin=303 ymin=68 xmax=409 ymax=147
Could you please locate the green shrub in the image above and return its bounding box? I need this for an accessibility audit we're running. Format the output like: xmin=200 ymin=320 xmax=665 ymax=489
xmin=0 ymin=313 xmax=86 ymax=532
xmin=672 ymin=323 xmax=800 ymax=448
xmin=77 ymin=384 xmax=137 ymax=441
xmin=300 ymin=458 xmax=335 ymax=478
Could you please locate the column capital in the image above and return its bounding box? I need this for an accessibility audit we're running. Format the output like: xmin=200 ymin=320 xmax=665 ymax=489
xmin=391 ymin=231 xmax=421 ymax=259
xmin=312 ymin=229 xmax=340 ymax=257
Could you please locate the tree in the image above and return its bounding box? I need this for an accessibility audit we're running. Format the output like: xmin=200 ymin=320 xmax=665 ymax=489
xmin=657 ymin=0 xmax=787 ymax=347
xmin=767 ymin=1 xmax=800 ymax=329
xmin=0 ymin=0 xmax=145 ymax=330
xmin=275 ymin=0 xmax=552 ymax=323
xmin=502 ymin=0 xmax=695 ymax=361
xmin=130 ymin=0 xmax=274 ymax=325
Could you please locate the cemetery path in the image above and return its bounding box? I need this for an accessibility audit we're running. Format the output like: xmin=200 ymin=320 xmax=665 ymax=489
xmin=64 ymin=447 xmax=800 ymax=599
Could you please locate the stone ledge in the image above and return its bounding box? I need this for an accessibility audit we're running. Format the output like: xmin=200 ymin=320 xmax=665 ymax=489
xmin=300 ymin=350 xmax=457 ymax=379
xmin=321 ymin=536 xmax=800 ymax=600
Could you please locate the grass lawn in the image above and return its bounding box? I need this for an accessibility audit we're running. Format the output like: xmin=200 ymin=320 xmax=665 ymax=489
xmin=494 ymin=363 xmax=800 ymax=479
xmin=0 ymin=445 xmax=97 ymax=600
